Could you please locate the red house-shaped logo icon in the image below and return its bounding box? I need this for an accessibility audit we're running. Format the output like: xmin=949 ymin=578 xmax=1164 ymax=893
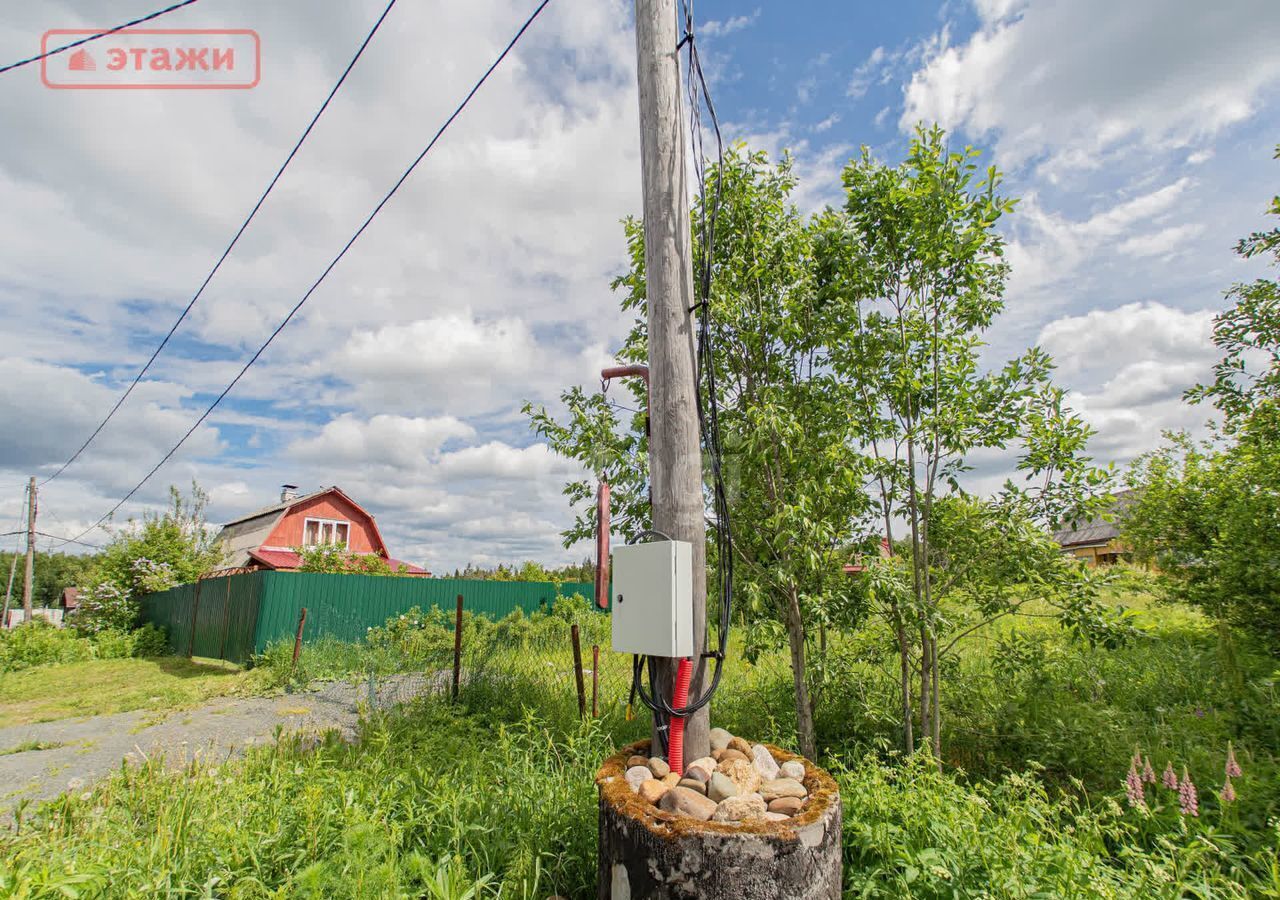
xmin=67 ymin=48 xmax=96 ymax=71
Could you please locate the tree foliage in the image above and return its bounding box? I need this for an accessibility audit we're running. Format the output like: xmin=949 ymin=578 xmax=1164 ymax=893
xmin=529 ymin=128 xmax=1111 ymax=759
xmin=76 ymin=483 xmax=223 ymax=633
xmin=1126 ymin=146 xmax=1280 ymax=642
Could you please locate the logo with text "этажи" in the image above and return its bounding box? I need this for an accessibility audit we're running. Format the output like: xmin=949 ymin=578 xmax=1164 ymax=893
xmin=42 ymin=29 xmax=260 ymax=90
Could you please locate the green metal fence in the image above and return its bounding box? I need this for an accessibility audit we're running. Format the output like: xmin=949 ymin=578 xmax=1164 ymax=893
xmin=139 ymin=572 xmax=599 ymax=664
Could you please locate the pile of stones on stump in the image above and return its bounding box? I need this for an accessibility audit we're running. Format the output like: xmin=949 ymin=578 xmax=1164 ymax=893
xmin=622 ymin=727 xmax=810 ymax=824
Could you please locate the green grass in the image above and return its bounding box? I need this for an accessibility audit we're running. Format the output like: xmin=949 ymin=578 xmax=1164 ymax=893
xmin=2 ymin=592 xmax=1279 ymax=897
xmin=0 ymin=657 xmax=267 ymax=727
xmin=0 ymin=739 xmax=66 ymax=756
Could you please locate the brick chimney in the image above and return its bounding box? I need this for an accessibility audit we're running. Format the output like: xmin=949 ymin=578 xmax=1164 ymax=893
xmin=280 ymin=484 xmax=299 ymax=503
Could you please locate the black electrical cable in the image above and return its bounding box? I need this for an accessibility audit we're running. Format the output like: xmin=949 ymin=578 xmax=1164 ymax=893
xmin=50 ymin=0 xmax=554 ymax=549
xmin=41 ymin=0 xmax=402 ymax=487
xmin=0 ymin=0 xmax=202 ymax=76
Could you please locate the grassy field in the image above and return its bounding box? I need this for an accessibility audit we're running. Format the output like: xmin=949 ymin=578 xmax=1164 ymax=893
xmin=0 ymin=657 xmax=265 ymax=728
xmin=1 ymin=592 xmax=1278 ymax=897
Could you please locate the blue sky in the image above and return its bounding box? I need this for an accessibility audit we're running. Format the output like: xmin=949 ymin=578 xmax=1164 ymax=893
xmin=0 ymin=0 xmax=1277 ymax=571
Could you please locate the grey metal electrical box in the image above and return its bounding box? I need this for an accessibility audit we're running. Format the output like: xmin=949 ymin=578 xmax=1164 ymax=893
xmin=610 ymin=540 xmax=693 ymax=657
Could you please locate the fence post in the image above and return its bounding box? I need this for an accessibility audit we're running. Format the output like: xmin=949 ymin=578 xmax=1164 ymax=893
xmin=187 ymin=579 xmax=203 ymax=659
xmin=452 ymin=594 xmax=464 ymax=701
xmin=291 ymin=606 xmax=308 ymax=670
xmin=592 ymin=643 xmax=600 ymax=718
xmin=572 ymin=623 xmax=586 ymax=718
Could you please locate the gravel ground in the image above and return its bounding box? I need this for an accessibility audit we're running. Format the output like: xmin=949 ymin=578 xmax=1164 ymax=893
xmin=0 ymin=674 xmax=433 ymax=816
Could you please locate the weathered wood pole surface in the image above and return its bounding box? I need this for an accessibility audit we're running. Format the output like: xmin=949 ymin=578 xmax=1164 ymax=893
xmin=634 ymin=0 xmax=709 ymax=763
xmin=597 ymin=741 xmax=843 ymax=899
xmin=22 ymin=476 xmax=35 ymax=617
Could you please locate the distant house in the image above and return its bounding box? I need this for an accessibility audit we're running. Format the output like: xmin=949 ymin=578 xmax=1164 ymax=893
xmin=59 ymin=587 xmax=79 ymax=611
xmin=1053 ymin=491 xmax=1135 ymax=567
xmin=213 ymin=484 xmax=429 ymax=575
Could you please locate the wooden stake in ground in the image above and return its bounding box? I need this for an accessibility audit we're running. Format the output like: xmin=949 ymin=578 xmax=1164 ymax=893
xmin=22 ymin=476 xmax=36 ymax=619
xmin=452 ymin=594 xmax=464 ymax=701
xmin=634 ymin=0 xmax=709 ymax=762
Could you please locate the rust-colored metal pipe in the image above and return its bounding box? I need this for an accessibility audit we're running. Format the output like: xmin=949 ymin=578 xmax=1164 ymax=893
xmin=595 ymin=480 xmax=611 ymax=609
xmin=600 ymin=364 xmax=649 ymax=385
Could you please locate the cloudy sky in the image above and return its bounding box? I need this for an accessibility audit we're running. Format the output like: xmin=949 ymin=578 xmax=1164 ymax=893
xmin=0 ymin=0 xmax=1276 ymax=572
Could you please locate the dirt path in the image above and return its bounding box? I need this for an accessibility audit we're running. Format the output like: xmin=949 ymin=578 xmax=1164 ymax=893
xmin=0 ymin=675 xmax=427 ymax=815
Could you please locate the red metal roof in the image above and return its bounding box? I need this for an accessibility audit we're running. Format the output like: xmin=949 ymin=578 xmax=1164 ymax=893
xmin=247 ymin=548 xmax=428 ymax=575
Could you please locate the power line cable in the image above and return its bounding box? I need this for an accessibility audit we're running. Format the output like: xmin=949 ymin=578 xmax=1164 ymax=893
xmin=0 ymin=0 xmax=202 ymax=76
xmin=41 ymin=0 xmax=403 ymax=486
xmin=0 ymin=530 xmax=103 ymax=550
xmin=52 ymin=0 xmax=555 ymax=549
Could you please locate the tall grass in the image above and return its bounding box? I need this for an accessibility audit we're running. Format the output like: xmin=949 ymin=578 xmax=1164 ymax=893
xmin=3 ymin=592 xmax=1279 ymax=897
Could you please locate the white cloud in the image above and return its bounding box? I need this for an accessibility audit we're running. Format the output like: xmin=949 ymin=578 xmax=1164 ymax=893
xmin=901 ymin=0 xmax=1280 ymax=173
xmin=1117 ymin=223 xmax=1205 ymax=259
xmin=1036 ymin=302 xmax=1218 ymax=462
xmin=700 ymin=10 xmax=761 ymax=38
xmin=847 ymin=45 xmax=887 ymax=98
xmin=289 ymin=414 xmax=475 ymax=469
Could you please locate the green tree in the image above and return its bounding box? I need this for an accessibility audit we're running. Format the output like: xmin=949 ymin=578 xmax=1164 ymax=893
xmin=1126 ymin=146 xmax=1280 ymax=642
xmin=296 ymin=545 xmax=410 ymax=576
xmin=530 ymin=147 xmax=871 ymax=758
xmin=0 ymin=550 xmax=97 ymax=608
xmin=77 ymin=483 xmax=223 ymax=633
xmin=819 ymin=125 xmax=1111 ymax=754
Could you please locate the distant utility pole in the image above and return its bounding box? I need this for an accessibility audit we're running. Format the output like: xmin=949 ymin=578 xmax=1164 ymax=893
xmin=634 ymin=0 xmax=710 ymax=762
xmin=22 ymin=476 xmax=36 ymax=617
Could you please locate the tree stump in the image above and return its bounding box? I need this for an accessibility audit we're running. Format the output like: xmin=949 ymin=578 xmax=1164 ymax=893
xmin=596 ymin=740 xmax=842 ymax=899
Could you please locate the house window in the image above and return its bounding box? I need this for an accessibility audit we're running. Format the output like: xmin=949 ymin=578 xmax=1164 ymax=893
xmin=303 ymin=517 xmax=350 ymax=548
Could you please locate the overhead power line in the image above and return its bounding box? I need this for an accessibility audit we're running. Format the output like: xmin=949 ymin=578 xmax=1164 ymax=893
xmin=52 ymin=0 xmax=555 ymax=549
xmin=0 ymin=0 xmax=202 ymax=76
xmin=41 ymin=0 xmax=403 ymax=487
xmin=0 ymin=530 xmax=103 ymax=550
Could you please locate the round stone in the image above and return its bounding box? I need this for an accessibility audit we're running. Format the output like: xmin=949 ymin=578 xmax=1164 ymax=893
xmin=780 ymin=760 xmax=806 ymax=781
xmin=763 ymin=811 xmax=789 ymax=822
xmin=661 ymin=772 xmax=681 ymax=788
xmin=687 ymin=756 xmax=717 ymax=775
xmin=638 ymin=778 xmax=668 ymax=805
xmin=718 ymin=748 xmax=750 ymax=763
xmin=711 ymin=792 xmax=767 ymax=823
xmin=727 ymin=736 xmax=752 ymax=756
xmin=709 ymin=727 xmax=733 ymax=751
xmin=677 ymin=777 xmax=707 ymax=795
xmin=717 ymin=758 xmax=763 ymax=795
xmin=768 ymin=796 xmax=804 ymax=816
xmin=625 ymin=765 xmax=652 ymax=793
xmin=648 ymin=757 xmax=671 ymax=779
xmin=685 ymin=764 xmax=713 ymax=783
xmin=760 ymin=777 xmax=807 ymax=802
xmin=659 ymin=785 xmax=718 ymax=821
xmin=706 ymin=771 xmax=739 ymax=803
xmin=627 ymin=754 xmax=649 ymax=770
xmin=752 ymin=744 xmax=781 ymax=781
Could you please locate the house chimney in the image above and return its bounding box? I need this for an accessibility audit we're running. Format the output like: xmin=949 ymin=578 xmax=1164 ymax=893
xmin=280 ymin=484 xmax=299 ymax=503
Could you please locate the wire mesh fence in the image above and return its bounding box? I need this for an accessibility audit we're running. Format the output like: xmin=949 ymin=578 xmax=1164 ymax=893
xmin=276 ymin=596 xmax=640 ymax=729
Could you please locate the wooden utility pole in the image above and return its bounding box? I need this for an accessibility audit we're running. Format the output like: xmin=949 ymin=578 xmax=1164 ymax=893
xmin=634 ymin=0 xmax=709 ymax=762
xmin=22 ymin=476 xmax=36 ymax=618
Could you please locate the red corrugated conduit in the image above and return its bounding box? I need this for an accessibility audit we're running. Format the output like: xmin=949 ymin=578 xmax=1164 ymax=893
xmin=667 ymin=656 xmax=694 ymax=775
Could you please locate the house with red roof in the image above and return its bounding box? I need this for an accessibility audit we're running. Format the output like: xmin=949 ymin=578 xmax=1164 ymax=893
xmin=214 ymin=484 xmax=429 ymax=575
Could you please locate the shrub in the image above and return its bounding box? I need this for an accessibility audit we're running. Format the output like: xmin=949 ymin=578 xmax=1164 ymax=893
xmin=0 ymin=620 xmax=94 ymax=672
xmin=72 ymin=581 xmax=139 ymax=635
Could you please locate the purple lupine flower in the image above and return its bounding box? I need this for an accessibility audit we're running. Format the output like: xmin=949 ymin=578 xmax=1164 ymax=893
xmin=1220 ymin=776 xmax=1237 ymax=804
xmin=1162 ymin=761 xmax=1178 ymax=790
xmin=1226 ymin=743 xmax=1242 ymax=778
xmin=1125 ymin=758 xmax=1146 ymax=809
xmin=1142 ymin=756 xmax=1156 ymax=784
xmin=1179 ymin=767 xmax=1199 ymax=817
